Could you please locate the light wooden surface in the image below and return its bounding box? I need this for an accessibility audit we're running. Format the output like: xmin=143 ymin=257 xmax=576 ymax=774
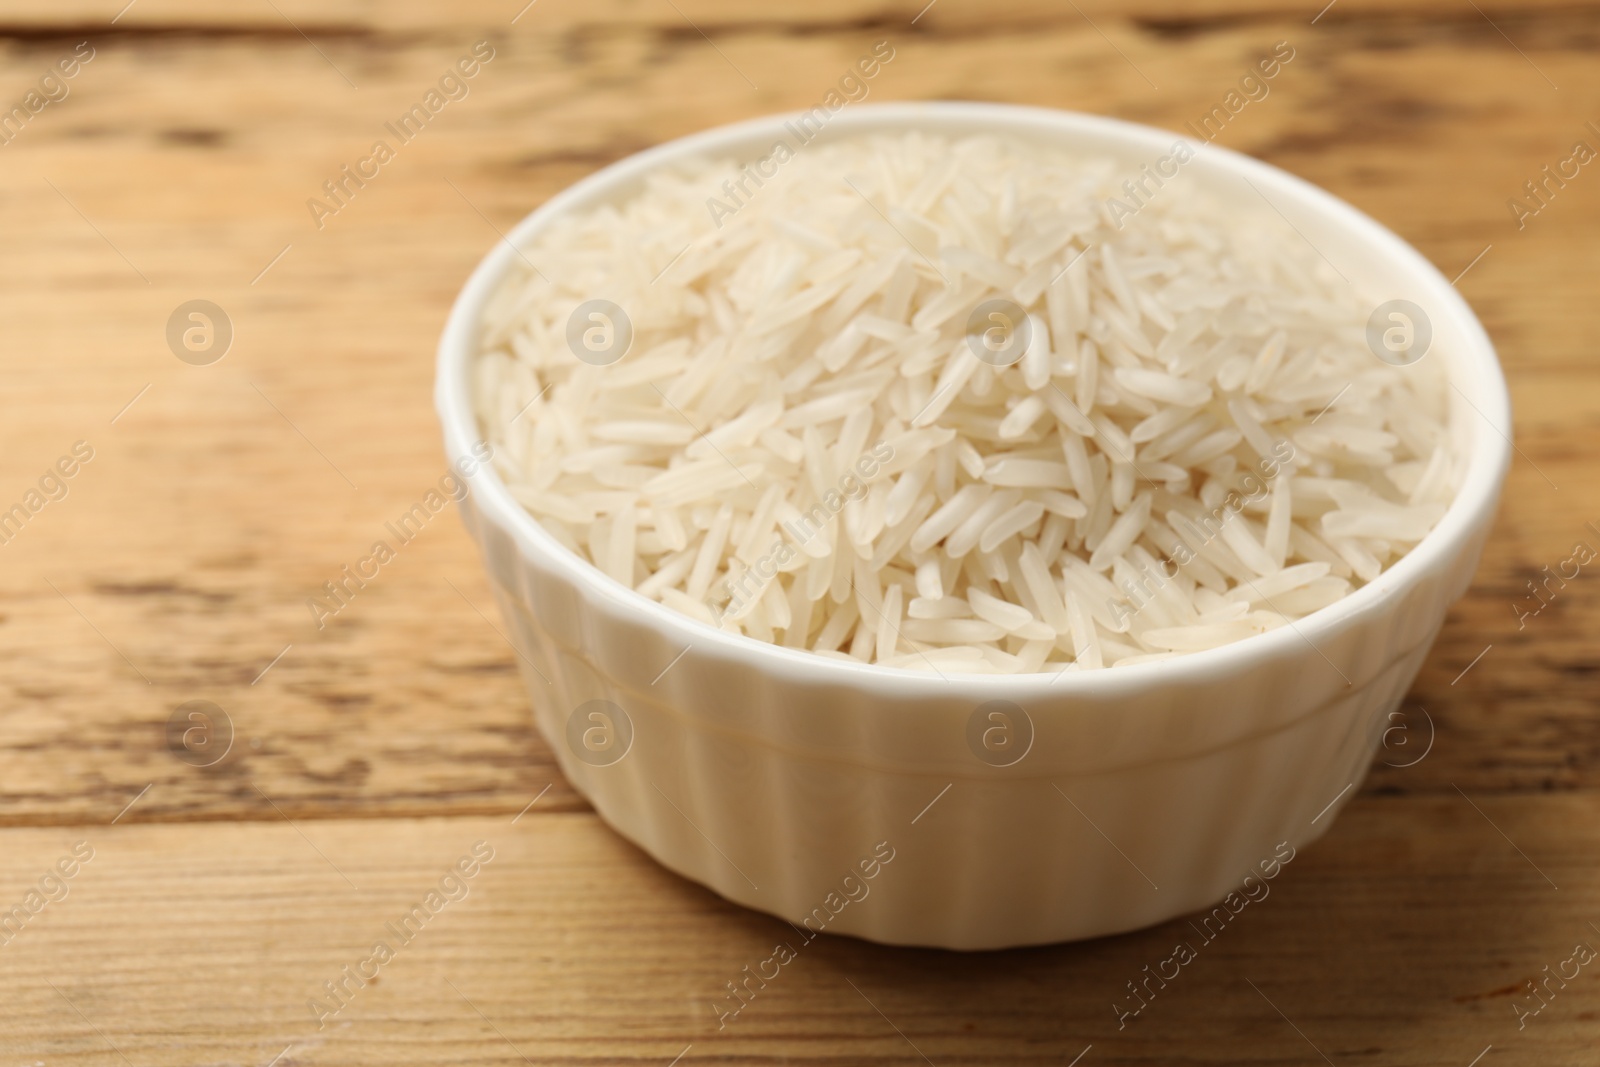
xmin=1 ymin=1 xmax=1597 ymax=1062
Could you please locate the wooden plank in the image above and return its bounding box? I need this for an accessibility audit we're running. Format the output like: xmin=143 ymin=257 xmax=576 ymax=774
xmin=0 ymin=0 xmax=1590 ymax=33
xmin=0 ymin=7 xmax=1597 ymax=831
xmin=0 ymin=798 xmax=1595 ymax=1064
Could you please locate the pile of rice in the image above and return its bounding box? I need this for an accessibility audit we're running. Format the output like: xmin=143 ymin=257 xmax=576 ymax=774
xmin=472 ymin=132 xmax=1458 ymax=674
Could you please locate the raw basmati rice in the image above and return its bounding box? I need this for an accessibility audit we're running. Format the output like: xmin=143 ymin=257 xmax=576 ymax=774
xmin=472 ymin=132 xmax=1460 ymax=673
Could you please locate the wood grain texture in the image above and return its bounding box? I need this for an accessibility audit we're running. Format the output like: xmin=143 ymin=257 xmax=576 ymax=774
xmin=1 ymin=799 xmax=1597 ymax=1065
xmin=0 ymin=0 xmax=1597 ymax=1062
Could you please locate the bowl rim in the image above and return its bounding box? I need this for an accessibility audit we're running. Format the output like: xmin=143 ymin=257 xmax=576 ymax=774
xmin=435 ymin=100 xmax=1511 ymax=699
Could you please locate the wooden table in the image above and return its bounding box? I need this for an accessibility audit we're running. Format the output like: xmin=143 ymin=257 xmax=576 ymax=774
xmin=2 ymin=1 xmax=1596 ymax=1062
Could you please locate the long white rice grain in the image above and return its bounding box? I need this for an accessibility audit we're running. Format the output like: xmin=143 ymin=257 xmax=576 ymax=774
xmin=1088 ymin=492 xmax=1153 ymax=571
xmin=910 ymin=484 xmax=988 ymax=554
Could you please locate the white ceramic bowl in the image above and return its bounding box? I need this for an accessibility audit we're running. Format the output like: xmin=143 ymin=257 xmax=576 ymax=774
xmin=435 ymin=103 xmax=1510 ymax=949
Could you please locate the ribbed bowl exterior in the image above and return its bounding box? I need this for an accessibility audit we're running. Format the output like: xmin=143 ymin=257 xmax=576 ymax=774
xmin=437 ymin=103 xmax=1511 ymax=949
xmin=459 ymin=487 xmax=1489 ymax=949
